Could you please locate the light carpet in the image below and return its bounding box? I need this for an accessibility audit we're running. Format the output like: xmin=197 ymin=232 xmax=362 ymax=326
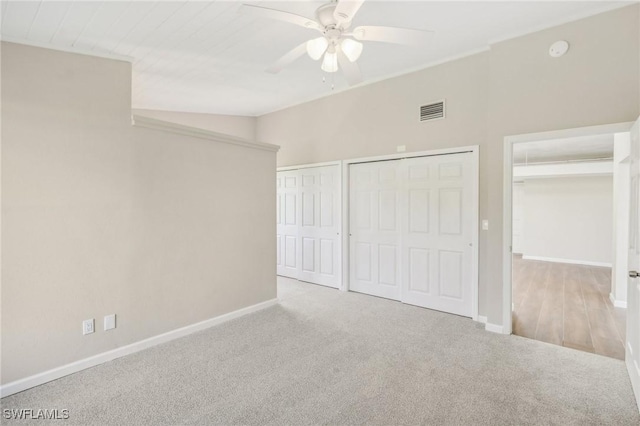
xmin=2 ymin=277 xmax=639 ymax=425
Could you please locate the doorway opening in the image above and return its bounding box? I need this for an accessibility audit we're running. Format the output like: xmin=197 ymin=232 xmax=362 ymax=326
xmin=503 ymin=123 xmax=633 ymax=359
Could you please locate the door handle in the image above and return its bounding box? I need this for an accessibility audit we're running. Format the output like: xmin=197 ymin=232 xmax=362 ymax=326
xmin=629 ymin=271 xmax=639 ymax=278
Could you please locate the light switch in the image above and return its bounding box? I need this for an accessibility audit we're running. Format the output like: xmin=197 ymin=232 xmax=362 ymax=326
xmin=482 ymin=220 xmax=489 ymax=231
xmin=104 ymin=314 xmax=116 ymax=331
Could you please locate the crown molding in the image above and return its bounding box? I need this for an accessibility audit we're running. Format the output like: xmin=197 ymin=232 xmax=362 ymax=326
xmin=131 ymin=115 xmax=279 ymax=152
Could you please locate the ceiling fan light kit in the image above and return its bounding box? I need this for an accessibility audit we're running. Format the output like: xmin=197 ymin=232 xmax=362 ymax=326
xmin=340 ymin=38 xmax=363 ymax=62
xmin=307 ymin=37 xmax=329 ymax=60
xmin=240 ymin=0 xmax=434 ymax=86
xmin=322 ymin=51 xmax=339 ymax=73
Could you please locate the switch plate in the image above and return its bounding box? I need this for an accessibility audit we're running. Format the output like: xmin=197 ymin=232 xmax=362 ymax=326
xmin=396 ymin=145 xmax=406 ymax=153
xmin=104 ymin=314 xmax=116 ymax=331
xmin=482 ymin=220 xmax=489 ymax=231
xmin=83 ymin=319 xmax=94 ymax=335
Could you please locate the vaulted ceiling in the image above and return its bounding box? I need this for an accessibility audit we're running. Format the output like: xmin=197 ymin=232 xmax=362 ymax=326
xmin=1 ymin=1 xmax=631 ymax=116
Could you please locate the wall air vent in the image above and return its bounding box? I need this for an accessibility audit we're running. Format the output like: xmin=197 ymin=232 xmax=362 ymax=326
xmin=419 ymin=100 xmax=445 ymax=122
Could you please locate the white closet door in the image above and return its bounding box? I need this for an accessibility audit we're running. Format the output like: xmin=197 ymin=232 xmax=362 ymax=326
xmin=297 ymin=165 xmax=342 ymax=288
xmin=276 ymin=170 xmax=299 ymax=278
xmin=349 ymin=160 xmax=402 ymax=300
xmin=400 ymin=153 xmax=474 ymax=317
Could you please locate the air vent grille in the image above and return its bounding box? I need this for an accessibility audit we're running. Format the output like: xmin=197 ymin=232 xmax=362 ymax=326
xmin=420 ymin=100 xmax=445 ymax=122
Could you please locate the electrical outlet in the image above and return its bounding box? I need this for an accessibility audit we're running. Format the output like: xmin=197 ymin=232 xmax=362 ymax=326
xmin=82 ymin=319 xmax=94 ymax=335
xmin=104 ymin=314 xmax=116 ymax=331
xmin=396 ymin=145 xmax=406 ymax=153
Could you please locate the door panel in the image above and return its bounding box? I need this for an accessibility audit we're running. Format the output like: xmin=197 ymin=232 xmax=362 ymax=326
xmin=400 ymin=153 xmax=474 ymax=317
xmin=277 ymin=171 xmax=299 ymax=278
xmin=350 ymin=161 xmax=402 ymax=300
xmin=626 ymin=117 xmax=640 ymax=411
xmin=276 ymin=165 xmax=342 ymax=288
xmin=408 ymin=248 xmax=430 ymax=294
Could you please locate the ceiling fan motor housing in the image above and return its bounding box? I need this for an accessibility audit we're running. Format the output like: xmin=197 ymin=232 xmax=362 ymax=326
xmin=316 ymin=3 xmax=351 ymax=30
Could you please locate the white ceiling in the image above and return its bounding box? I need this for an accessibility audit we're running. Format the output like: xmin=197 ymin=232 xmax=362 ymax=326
xmin=1 ymin=1 xmax=632 ymax=116
xmin=513 ymin=134 xmax=615 ymax=164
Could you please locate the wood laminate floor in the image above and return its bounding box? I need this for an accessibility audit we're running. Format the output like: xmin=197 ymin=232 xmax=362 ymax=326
xmin=512 ymin=255 xmax=626 ymax=359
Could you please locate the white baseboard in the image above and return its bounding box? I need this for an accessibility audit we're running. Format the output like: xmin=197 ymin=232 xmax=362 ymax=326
xmin=609 ymin=292 xmax=628 ymax=309
xmin=477 ymin=315 xmax=506 ymax=334
xmin=522 ymin=255 xmax=612 ymax=268
xmin=0 ymin=298 xmax=278 ymax=398
xmin=485 ymin=322 xmax=506 ymax=334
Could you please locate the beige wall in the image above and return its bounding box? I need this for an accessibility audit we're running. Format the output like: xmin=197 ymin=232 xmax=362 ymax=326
xmin=132 ymin=108 xmax=256 ymax=141
xmin=1 ymin=42 xmax=276 ymax=384
xmin=256 ymin=5 xmax=640 ymax=325
xmin=522 ymin=177 xmax=613 ymax=265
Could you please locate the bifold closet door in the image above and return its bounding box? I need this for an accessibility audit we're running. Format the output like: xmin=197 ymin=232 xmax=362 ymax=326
xmin=276 ymin=165 xmax=341 ymax=288
xmin=349 ymin=152 xmax=474 ymax=317
xmin=400 ymin=153 xmax=474 ymax=317
xmin=349 ymin=160 xmax=402 ymax=300
xmin=297 ymin=166 xmax=341 ymax=288
xmin=276 ymin=171 xmax=299 ymax=278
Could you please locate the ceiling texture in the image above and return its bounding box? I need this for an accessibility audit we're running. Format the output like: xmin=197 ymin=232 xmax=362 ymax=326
xmin=1 ymin=1 xmax=632 ymax=116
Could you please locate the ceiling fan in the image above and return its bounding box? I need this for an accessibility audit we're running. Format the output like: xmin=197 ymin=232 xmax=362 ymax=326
xmin=240 ymin=0 xmax=434 ymax=86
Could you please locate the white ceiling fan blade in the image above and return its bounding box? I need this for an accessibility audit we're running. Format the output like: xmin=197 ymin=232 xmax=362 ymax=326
xmin=334 ymin=0 xmax=365 ymax=24
xmin=353 ymin=25 xmax=434 ymax=46
xmin=240 ymin=4 xmax=322 ymax=31
xmin=266 ymin=42 xmax=308 ymax=74
xmin=337 ymin=48 xmax=363 ymax=86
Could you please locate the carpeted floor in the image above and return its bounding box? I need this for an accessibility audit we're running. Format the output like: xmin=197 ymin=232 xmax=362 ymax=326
xmin=2 ymin=277 xmax=639 ymax=425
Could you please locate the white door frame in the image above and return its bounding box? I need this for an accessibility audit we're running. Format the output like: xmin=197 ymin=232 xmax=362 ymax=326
xmin=277 ymin=161 xmax=343 ymax=287
xmin=341 ymin=145 xmax=480 ymax=321
xmin=502 ymin=122 xmax=634 ymax=335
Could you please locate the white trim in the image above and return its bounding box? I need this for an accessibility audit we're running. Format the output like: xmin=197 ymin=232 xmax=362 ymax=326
xmin=513 ymin=161 xmax=613 ymax=180
xmin=277 ymin=161 xmax=342 ymax=172
xmin=1 ymin=37 xmax=133 ymax=63
xmin=521 ymin=255 xmax=612 ymax=268
xmin=503 ymin=122 xmax=634 ymax=337
xmin=485 ymin=323 xmax=505 ymax=334
xmin=470 ymin=148 xmax=480 ymax=321
xmin=341 ymin=145 xmax=480 ymax=321
xmin=505 ymin=122 xmax=634 ymax=145
xmin=131 ymin=115 xmax=279 ymax=153
xmin=627 ymin=342 xmax=640 ymax=412
xmin=610 ymin=292 xmax=628 ymax=309
xmin=0 ymin=299 xmax=278 ymax=398
xmin=344 ymin=145 xmax=478 ymax=165
xmin=477 ymin=309 xmax=507 ymax=335
xmin=341 ymin=161 xmax=350 ymax=292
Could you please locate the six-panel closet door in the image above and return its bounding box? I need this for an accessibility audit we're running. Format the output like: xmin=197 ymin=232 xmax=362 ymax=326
xmin=399 ymin=154 xmax=474 ymax=317
xmin=276 ymin=165 xmax=341 ymax=288
xmin=276 ymin=170 xmax=299 ymax=279
xmin=349 ymin=152 xmax=474 ymax=317
xmin=349 ymin=161 xmax=402 ymax=300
